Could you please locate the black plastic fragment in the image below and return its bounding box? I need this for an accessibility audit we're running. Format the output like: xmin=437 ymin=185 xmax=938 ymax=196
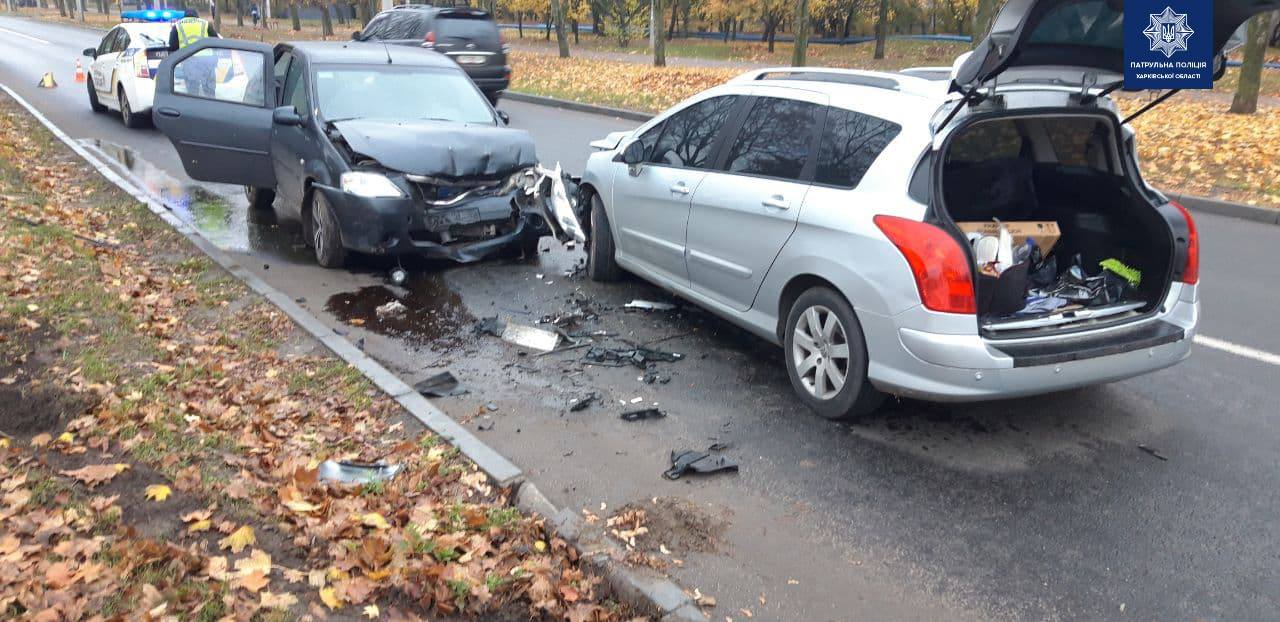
xmin=663 ymin=449 xmax=738 ymax=480
xmin=1137 ymin=444 xmax=1169 ymax=461
xmin=620 ymin=408 xmax=666 ymax=422
xmin=414 ymin=371 xmax=468 ymax=397
xmin=568 ymin=392 xmax=598 ymax=412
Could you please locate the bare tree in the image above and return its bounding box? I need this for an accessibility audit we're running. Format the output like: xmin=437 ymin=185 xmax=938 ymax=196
xmin=873 ymin=0 xmax=888 ymax=59
xmin=551 ymin=0 xmax=571 ymax=57
xmin=792 ymin=0 xmax=810 ymax=66
xmin=653 ymin=0 xmax=665 ymax=66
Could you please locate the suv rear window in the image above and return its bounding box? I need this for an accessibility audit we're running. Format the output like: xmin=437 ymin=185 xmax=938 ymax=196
xmin=814 ymin=107 xmax=900 ymax=189
xmin=437 ymin=13 xmax=500 ymax=44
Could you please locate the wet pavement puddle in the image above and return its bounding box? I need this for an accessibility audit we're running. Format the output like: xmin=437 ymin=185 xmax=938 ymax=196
xmin=324 ymin=271 xmax=476 ymax=352
xmin=79 ymin=139 xmax=308 ymax=261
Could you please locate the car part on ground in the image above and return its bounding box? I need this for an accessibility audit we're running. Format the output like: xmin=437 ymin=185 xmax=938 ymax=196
xmin=663 ymin=449 xmax=739 ymax=480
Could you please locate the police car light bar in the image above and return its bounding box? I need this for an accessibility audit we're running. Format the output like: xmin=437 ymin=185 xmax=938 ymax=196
xmin=121 ymin=9 xmax=182 ymax=22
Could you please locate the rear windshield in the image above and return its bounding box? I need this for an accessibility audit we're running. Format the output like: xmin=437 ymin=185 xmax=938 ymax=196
xmin=437 ymin=14 xmax=500 ymax=44
xmin=1025 ymin=0 xmax=1123 ymax=49
xmin=314 ymin=66 xmax=494 ymax=125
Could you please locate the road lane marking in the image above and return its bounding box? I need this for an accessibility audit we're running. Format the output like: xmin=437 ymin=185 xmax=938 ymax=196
xmin=1195 ymin=335 xmax=1280 ymax=367
xmin=0 ymin=27 xmax=51 ymax=45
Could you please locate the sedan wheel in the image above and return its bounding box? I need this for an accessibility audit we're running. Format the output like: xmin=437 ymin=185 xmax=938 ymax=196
xmin=792 ymin=305 xmax=849 ymax=400
xmin=783 ymin=287 xmax=884 ymax=420
xmin=311 ymin=192 xmax=347 ymax=268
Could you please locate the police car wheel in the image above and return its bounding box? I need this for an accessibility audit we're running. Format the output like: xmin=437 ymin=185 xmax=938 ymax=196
xmin=87 ymin=81 xmax=106 ymax=113
xmin=119 ymin=91 xmax=146 ymax=129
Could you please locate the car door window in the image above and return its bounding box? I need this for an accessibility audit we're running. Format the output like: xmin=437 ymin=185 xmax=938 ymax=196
xmin=281 ymin=57 xmax=307 ymax=114
xmin=723 ymin=97 xmax=822 ymax=181
xmin=384 ymin=13 xmax=419 ymax=39
xmin=273 ymin=53 xmax=291 ymax=104
xmin=173 ymin=48 xmax=266 ymax=106
xmin=814 ymin=107 xmax=901 ymax=189
xmin=648 ymin=95 xmax=737 ymax=169
xmin=116 ymin=31 xmax=132 ymax=54
xmin=97 ymin=29 xmax=117 ymax=55
xmin=363 ymin=14 xmax=389 ymax=38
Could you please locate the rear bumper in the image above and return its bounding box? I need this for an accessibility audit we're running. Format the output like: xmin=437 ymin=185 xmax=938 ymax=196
xmin=313 ymin=184 xmax=545 ymax=263
xmin=471 ymin=76 xmax=510 ymax=94
xmin=861 ymin=285 xmax=1198 ymax=402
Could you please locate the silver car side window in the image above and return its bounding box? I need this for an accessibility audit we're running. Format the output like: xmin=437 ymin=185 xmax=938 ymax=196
xmin=648 ymin=95 xmax=738 ymax=169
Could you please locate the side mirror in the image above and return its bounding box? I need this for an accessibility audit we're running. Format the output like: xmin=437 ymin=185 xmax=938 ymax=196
xmin=620 ymin=140 xmax=646 ymax=166
xmin=496 ymin=110 xmax=510 ymax=125
xmin=83 ymin=47 xmax=97 ymax=59
xmin=351 ymin=30 xmax=364 ymax=41
xmin=272 ymin=105 xmax=303 ymax=126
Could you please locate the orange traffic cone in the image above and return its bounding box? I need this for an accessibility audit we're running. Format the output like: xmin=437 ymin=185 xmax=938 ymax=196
xmin=74 ymin=58 xmax=86 ymax=83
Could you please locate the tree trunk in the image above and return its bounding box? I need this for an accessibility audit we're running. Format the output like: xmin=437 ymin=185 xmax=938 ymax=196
xmin=572 ymin=19 xmax=579 ymax=44
xmin=1230 ymin=12 xmax=1278 ymax=114
xmin=213 ymin=0 xmax=222 ymax=30
xmin=544 ymin=11 xmax=551 ymax=40
xmin=666 ymin=0 xmax=675 ymax=40
xmin=56 ymin=0 xmax=66 ymax=17
xmin=874 ymin=0 xmax=888 ymax=59
xmin=289 ymin=1 xmax=300 ymax=30
xmin=335 ymin=1 xmax=345 ymax=25
xmin=551 ymin=0 xmax=569 ymax=57
xmin=792 ymin=0 xmax=810 ymax=66
xmin=653 ymin=0 xmax=665 ymax=65
xmin=319 ymin=0 xmax=333 ymax=36
xmin=842 ymin=9 xmax=854 ymax=39
xmin=517 ymin=12 xmax=522 ymax=38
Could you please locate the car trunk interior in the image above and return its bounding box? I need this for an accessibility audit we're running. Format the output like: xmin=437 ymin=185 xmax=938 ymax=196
xmin=939 ymin=113 xmax=1173 ymax=337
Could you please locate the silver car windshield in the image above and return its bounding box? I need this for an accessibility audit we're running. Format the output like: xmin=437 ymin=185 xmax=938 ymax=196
xmin=313 ymin=66 xmax=494 ymax=125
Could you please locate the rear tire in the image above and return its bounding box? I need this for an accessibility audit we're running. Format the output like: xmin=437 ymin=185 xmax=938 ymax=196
xmin=783 ymin=287 xmax=884 ymax=420
xmin=87 ymin=81 xmax=106 ymax=113
xmin=310 ymin=192 xmax=347 ymax=269
xmin=485 ymin=91 xmax=501 ymax=106
xmin=586 ymin=194 xmax=622 ymax=282
xmin=244 ymin=186 xmax=275 ymax=210
xmin=119 ymin=90 xmax=146 ymax=128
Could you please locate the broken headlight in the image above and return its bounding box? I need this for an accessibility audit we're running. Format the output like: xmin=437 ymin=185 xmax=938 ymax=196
xmin=341 ymin=172 xmax=405 ymax=198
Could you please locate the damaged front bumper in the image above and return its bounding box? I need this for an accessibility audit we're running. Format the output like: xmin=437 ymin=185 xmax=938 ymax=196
xmin=311 ymin=164 xmax=584 ymax=263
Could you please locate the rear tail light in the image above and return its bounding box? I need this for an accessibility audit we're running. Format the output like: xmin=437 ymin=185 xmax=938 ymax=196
xmin=133 ymin=53 xmax=149 ymax=79
xmin=423 ymin=31 xmax=435 ymax=46
xmin=1169 ymin=200 xmax=1199 ymax=284
xmin=874 ymin=215 xmax=977 ymax=314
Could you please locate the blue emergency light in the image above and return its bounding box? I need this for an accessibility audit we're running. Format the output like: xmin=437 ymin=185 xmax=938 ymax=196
xmin=121 ymin=9 xmax=181 ymax=22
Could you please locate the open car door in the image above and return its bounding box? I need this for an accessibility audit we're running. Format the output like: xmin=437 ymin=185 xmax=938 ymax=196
xmin=953 ymin=0 xmax=1280 ymax=92
xmin=153 ymin=39 xmax=276 ymax=188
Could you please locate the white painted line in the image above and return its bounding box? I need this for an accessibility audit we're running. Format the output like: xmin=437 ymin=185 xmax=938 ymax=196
xmin=0 ymin=26 xmax=51 ymax=45
xmin=1195 ymin=335 xmax=1280 ymax=367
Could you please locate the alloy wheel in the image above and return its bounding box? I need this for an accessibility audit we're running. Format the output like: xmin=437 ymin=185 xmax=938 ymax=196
xmin=791 ymin=305 xmax=850 ymax=400
xmin=313 ymin=199 xmax=332 ymax=259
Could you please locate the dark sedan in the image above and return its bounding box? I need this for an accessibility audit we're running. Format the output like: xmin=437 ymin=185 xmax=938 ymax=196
xmin=150 ymin=40 xmax=556 ymax=268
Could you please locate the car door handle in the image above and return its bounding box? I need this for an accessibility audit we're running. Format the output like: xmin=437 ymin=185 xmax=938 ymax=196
xmin=670 ymin=183 xmax=691 ymax=195
xmin=762 ymin=195 xmax=790 ymax=210
xmin=156 ymin=107 xmax=180 ymax=118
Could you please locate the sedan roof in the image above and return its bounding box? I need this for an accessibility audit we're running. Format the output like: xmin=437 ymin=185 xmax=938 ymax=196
xmin=281 ymin=41 xmax=457 ymax=68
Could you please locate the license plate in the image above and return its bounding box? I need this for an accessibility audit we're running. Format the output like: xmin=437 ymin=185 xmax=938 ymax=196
xmin=424 ymin=208 xmax=480 ymax=230
xmin=454 ymin=54 xmax=486 ymax=65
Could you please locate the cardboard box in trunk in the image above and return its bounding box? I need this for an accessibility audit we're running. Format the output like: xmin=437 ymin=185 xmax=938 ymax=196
xmin=957 ymin=221 xmax=1061 ymax=256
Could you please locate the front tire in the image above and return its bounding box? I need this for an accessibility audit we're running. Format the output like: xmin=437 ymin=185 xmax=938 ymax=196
xmin=310 ymin=192 xmax=347 ymax=269
xmin=245 ymin=186 xmax=275 ymax=210
xmin=783 ymin=287 xmax=884 ymax=420
xmin=586 ymin=194 xmax=622 ymax=282
xmin=87 ymin=80 xmax=106 ymax=113
xmin=119 ymin=90 xmax=146 ymax=128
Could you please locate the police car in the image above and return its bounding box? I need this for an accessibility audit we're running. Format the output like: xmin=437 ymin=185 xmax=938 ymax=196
xmin=82 ymin=11 xmax=182 ymax=128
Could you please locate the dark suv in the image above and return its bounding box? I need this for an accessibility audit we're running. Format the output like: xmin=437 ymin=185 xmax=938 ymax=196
xmin=353 ymin=6 xmax=510 ymax=104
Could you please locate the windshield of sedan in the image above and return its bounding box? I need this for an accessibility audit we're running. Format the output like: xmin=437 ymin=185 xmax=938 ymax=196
xmin=313 ymin=66 xmax=494 ymax=125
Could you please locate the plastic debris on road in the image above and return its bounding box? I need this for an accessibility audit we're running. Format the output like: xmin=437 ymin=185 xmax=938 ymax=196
xmin=662 ymin=449 xmax=738 ymax=480
xmin=568 ymin=392 xmax=598 ymax=412
xmin=625 ymin=300 xmax=677 ymax=312
xmin=501 ymin=322 xmax=561 ymax=353
xmin=620 ymin=408 xmax=666 ymax=422
xmin=414 ymin=371 xmax=468 ymax=397
xmin=375 ymin=299 xmax=408 ymax=318
xmin=584 ymin=344 xmax=683 ymax=369
xmin=318 ymin=460 xmax=403 ymax=484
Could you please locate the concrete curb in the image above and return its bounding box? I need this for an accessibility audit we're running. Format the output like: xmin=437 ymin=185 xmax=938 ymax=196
xmin=514 ymin=483 xmax=706 ymax=622
xmin=505 ymin=91 xmax=1279 ymax=225
xmin=505 ymin=91 xmax=655 ymax=123
xmin=3 ymin=82 xmax=705 ymax=621
xmin=0 ymin=83 xmax=523 ymax=487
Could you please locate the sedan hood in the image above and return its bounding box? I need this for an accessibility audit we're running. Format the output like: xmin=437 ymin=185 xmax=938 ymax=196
xmin=331 ymin=119 xmax=538 ymax=179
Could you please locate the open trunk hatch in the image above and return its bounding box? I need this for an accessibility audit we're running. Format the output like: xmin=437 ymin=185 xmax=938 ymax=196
xmin=935 ymin=110 xmax=1181 ymax=337
xmin=953 ymin=0 xmax=1280 ymax=92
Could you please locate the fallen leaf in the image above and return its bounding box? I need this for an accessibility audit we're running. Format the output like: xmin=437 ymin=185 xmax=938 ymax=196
xmin=259 ymin=591 xmax=299 ymax=610
xmin=60 ymin=464 xmax=128 ymax=488
xmin=360 ymin=513 xmax=389 ymax=530
xmin=220 ymin=526 xmax=256 ymax=553
xmin=363 ymin=604 xmax=380 ymax=619
xmin=320 ymin=586 xmax=343 ymax=610
xmin=144 ymin=484 xmax=172 ymax=501
xmin=238 ymin=570 xmax=270 ymax=593
xmin=187 ymin=519 xmax=212 ymax=533
xmin=284 ymin=499 xmax=320 ymax=513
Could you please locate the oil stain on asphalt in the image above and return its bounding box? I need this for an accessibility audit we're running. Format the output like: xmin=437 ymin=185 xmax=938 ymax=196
xmin=324 ymin=271 xmax=476 ymax=352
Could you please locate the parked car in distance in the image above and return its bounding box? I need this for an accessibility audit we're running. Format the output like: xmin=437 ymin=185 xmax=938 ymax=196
xmin=577 ymin=0 xmax=1277 ymax=419
xmin=150 ymin=40 xmax=557 ymax=268
xmin=353 ymin=6 xmax=510 ymax=105
xmin=83 ymin=20 xmax=175 ymax=128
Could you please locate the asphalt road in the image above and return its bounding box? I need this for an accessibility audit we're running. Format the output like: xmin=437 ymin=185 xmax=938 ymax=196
xmin=4 ymin=16 xmax=1280 ymax=621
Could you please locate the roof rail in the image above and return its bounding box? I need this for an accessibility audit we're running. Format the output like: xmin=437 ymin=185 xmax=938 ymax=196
xmin=391 ymin=3 xmax=433 ymax=9
xmin=730 ymin=66 xmax=948 ymax=99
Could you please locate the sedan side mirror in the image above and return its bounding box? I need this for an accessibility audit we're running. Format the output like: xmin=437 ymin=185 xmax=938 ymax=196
xmin=83 ymin=47 xmax=97 ymax=59
xmin=351 ymin=30 xmax=364 ymax=41
xmin=272 ymin=106 xmax=303 ymax=126
xmin=496 ymin=110 xmax=510 ymax=125
xmin=620 ymin=140 xmax=646 ymax=166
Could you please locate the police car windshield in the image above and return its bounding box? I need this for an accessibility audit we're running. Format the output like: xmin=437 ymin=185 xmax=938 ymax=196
xmin=313 ymin=66 xmax=494 ymax=125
